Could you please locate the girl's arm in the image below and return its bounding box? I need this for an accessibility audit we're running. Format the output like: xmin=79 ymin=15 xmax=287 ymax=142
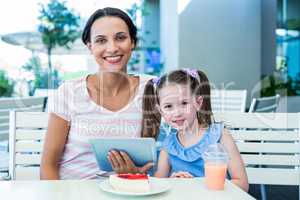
xmin=154 ymin=149 xmax=170 ymax=178
xmin=220 ymin=129 xmax=249 ymax=192
xmin=40 ymin=113 xmax=70 ymax=180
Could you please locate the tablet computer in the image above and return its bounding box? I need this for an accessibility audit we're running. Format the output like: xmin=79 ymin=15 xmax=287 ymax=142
xmin=90 ymin=138 xmax=157 ymax=172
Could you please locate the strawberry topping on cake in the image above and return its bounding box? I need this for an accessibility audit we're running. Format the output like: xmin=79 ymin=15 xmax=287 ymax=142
xmin=117 ymin=173 xmax=148 ymax=179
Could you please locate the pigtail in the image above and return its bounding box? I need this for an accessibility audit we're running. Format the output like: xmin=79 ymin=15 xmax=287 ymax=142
xmin=141 ymin=79 xmax=161 ymax=138
xmin=196 ymin=70 xmax=213 ymax=126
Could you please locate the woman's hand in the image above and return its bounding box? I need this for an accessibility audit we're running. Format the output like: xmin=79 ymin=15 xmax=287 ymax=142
xmin=170 ymin=171 xmax=194 ymax=178
xmin=108 ymin=150 xmax=154 ymax=174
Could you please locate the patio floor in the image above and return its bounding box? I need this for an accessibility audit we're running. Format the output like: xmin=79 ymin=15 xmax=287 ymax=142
xmin=0 ymin=151 xmax=8 ymax=172
xmin=249 ymin=184 xmax=299 ymax=200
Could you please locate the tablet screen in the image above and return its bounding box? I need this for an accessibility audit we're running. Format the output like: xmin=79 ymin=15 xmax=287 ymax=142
xmin=90 ymin=138 xmax=157 ymax=172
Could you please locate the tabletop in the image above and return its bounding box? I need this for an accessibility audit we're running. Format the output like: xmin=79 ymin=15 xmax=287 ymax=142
xmin=0 ymin=178 xmax=255 ymax=200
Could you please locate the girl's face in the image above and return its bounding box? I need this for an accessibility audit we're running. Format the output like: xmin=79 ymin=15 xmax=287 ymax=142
xmin=87 ymin=16 xmax=135 ymax=72
xmin=158 ymin=83 xmax=203 ymax=131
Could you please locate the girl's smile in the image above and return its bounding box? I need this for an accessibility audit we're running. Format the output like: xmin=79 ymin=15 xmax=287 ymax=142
xmin=158 ymin=83 xmax=202 ymax=132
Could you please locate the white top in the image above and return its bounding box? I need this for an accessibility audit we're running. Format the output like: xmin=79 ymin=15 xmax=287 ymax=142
xmin=0 ymin=178 xmax=255 ymax=200
xmin=48 ymin=74 xmax=153 ymax=179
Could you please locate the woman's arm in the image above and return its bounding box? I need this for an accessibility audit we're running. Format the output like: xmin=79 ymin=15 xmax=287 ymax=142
xmin=40 ymin=113 xmax=70 ymax=180
xmin=154 ymin=149 xmax=170 ymax=178
xmin=220 ymin=129 xmax=249 ymax=192
xmin=108 ymin=150 xmax=154 ymax=174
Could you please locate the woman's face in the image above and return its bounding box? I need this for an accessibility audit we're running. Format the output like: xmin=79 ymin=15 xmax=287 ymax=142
xmin=88 ymin=16 xmax=135 ymax=72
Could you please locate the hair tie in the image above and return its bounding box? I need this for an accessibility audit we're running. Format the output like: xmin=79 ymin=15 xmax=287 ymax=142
xmin=151 ymin=77 xmax=161 ymax=91
xmin=182 ymin=68 xmax=200 ymax=82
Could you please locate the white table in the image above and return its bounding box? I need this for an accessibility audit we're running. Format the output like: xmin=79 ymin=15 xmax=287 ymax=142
xmin=0 ymin=178 xmax=255 ymax=200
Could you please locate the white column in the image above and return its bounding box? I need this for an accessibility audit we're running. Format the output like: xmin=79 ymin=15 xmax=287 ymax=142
xmin=160 ymin=0 xmax=179 ymax=73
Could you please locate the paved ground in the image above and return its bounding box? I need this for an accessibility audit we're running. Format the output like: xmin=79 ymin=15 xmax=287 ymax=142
xmin=0 ymin=141 xmax=9 ymax=174
xmin=0 ymin=151 xmax=8 ymax=171
xmin=0 ymin=140 xmax=8 ymax=152
xmin=249 ymin=184 xmax=299 ymax=200
xmin=0 ymin=150 xmax=9 ymax=180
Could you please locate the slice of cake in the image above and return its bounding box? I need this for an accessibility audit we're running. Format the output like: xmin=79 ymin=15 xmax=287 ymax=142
xmin=109 ymin=173 xmax=150 ymax=193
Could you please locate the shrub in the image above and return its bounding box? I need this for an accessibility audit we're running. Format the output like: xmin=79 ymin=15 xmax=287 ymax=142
xmin=0 ymin=70 xmax=14 ymax=97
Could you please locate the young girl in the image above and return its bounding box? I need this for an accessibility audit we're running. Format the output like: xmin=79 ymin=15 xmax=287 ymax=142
xmin=141 ymin=69 xmax=249 ymax=192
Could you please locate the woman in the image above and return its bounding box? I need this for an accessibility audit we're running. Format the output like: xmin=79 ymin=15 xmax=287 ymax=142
xmin=40 ymin=7 xmax=154 ymax=180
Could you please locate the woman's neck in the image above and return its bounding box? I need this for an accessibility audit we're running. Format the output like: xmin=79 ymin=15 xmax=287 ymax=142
xmin=94 ymin=71 xmax=129 ymax=96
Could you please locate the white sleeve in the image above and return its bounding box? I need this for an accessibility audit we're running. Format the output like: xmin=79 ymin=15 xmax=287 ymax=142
xmin=47 ymin=82 xmax=72 ymax=121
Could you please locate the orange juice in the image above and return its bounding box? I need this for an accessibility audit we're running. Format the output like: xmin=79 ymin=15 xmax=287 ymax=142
xmin=204 ymin=162 xmax=227 ymax=190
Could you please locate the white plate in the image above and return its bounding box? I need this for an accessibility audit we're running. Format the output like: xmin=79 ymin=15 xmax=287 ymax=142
xmin=99 ymin=177 xmax=171 ymax=196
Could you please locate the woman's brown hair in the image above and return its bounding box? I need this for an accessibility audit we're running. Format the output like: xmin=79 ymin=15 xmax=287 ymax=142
xmin=82 ymin=7 xmax=137 ymax=47
xmin=141 ymin=69 xmax=213 ymax=138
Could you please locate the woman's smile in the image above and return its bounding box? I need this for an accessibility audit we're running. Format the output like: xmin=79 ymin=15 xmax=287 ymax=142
xmin=88 ymin=16 xmax=135 ymax=72
xmin=104 ymin=55 xmax=123 ymax=64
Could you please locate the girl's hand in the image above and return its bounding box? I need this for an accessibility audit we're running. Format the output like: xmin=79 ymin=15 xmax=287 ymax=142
xmin=108 ymin=150 xmax=154 ymax=174
xmin=170 ymin=171 xmax=194 ymax=178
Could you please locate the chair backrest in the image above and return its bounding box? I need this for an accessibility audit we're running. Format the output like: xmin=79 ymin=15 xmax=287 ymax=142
xmin=34 ymin=89 xmax=57 ymax=111
xmin=214 ymin=112 xmax=300 ymax=185
xmin=9 ymin=111 xmax=48 ymax=180
xmin=34 ymin=89 xmax=56 ymax=97
xmin=0 ymin=97 xmax=46 ymax=141
xmin=211 ymin=89 xmax=247 ymax=112
xmin=248 ymin=94 xmax=280 ymax=113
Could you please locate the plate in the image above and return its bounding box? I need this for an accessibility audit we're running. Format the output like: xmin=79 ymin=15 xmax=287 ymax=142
xmin=99 ymin=177 xmax=171 ymax=196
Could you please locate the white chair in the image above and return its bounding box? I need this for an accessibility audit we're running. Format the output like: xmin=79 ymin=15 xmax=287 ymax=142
xmin=211 ymin=89 xmax=247 ymax=112
xmin=0 ymin=97 xmax=46 ymax=177
xmin=34 ymin=89 xmax=56 ymax=97
xmin=0 ymin=97 xmax=46 ymax=141
xmin=9 ymin=111 xmax=48 ymax=180
xmin=248 ymin=94 xmax=280 ymax=113
xmin=247 ymin=94 xmax=281 ymax=197
xmin=215 ymin=112 xmax=300 ymax=200
xmin=34 ymin=89 xmax=58 ymax=112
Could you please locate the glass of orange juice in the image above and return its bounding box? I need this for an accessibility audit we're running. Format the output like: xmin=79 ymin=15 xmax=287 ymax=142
xmin=202 ymin=143 xmax=229 ymax=190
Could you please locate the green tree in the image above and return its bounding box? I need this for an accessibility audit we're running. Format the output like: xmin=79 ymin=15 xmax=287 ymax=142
xmin=0 ymin=70 xmax=14 ymax=97
xmin=22 ymin=56 xmax=50 ymax=95
xmin=38 ymin=0 xmax=80 ymax=88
